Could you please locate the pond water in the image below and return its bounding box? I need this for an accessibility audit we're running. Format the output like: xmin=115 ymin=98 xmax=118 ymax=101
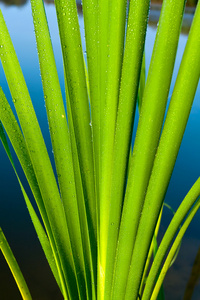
xmin=0 ymin=2 xmax=200 ymax=299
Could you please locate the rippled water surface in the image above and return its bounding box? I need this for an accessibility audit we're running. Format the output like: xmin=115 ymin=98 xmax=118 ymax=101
xmin=0 ymin=2 xmax=199 ymax=299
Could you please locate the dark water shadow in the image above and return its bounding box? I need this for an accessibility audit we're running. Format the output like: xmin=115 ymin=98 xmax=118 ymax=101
xmin=183 ymin=247 xmax=200 ymax=300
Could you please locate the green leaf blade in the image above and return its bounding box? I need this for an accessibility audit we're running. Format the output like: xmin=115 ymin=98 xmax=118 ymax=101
xmin=31 ymin=0 xmax=91 ymax=297
xmin=0 ymin=228 xmax=32 ymax=300
xmin=143 ymin=178 xmax=200 ymax=300
xmin=124 ymin=3 xmax=200 ymax=299
xmin=0 ymin=11 xmax=78 ymax=299
xmin=103 ymin=1 xmax=150 ymax=299
xmin=54 ymin=0 xmax=97 ymax=249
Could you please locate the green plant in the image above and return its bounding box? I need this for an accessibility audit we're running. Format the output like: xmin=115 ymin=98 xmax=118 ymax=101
xmin=0 ymin=0 xmax=200 ymax=299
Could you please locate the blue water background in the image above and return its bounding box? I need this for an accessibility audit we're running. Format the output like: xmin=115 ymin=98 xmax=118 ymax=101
xmin=0 ymin=2 xmax=199 ymax=299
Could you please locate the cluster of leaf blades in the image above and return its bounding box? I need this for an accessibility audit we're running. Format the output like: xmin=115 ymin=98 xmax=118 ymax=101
xmin=0 ymin=0 xmax=200 ymax=299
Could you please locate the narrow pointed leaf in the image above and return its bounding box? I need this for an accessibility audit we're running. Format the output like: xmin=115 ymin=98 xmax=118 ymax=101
xmin=0 ymin=12 xmax=77 ymax=298
xmin=0 ymin=228 xmax=32 ymax=300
